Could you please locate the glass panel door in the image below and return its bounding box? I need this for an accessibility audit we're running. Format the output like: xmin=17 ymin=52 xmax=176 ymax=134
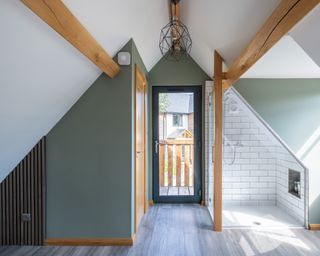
xmin=153 ymin=86 xmax=202 ymax=203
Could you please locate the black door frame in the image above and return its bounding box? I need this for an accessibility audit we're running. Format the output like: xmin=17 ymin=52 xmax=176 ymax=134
xmin=152 ymin=86 xmax=202 ymax=203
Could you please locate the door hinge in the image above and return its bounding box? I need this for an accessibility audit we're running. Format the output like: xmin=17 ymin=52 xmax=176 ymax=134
xmin=198 ymin=189 xmax=202 ymax=197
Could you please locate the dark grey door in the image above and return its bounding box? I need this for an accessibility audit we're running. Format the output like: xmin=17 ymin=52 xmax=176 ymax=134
xmin=152 ymin=86 xmax=202 ymax=203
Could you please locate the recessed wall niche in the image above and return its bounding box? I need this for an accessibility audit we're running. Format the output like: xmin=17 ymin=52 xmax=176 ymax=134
xmin=288 ymin=169 xmax=301 ymax=198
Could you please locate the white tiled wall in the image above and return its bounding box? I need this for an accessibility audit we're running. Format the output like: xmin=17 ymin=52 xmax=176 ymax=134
xmin=275 ymin=146 xmax=306 ymax=224
xmin=222 ymin=99 xmax=277 ymax=207
xmin=205 ymin=83 xmax=307 ymax=225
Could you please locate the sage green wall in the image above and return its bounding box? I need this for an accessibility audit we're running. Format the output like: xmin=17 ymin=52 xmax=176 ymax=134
xmin=235 ymin=78 xmax=320 ymax=224
xmin=235 ymin=79 xmax=320 ymax=152
xmin=46 ymin=39 xmax=146 ymax=238
xmin=147 ymin=55 xmax=211 ymax=199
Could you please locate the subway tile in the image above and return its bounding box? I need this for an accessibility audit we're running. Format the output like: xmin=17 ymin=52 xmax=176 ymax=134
xmin=233 ymin=170 xmax=250 ymax=176
xmin=250 ymin=194 xmax=268 ymax=200
xmin=241 ymin=152 xmax=259 ymax=159
xmin=241 ymin=164 xmax=259 ymax=170
xmin=250 ymin=182 xmax=268 ymax=188
xmin=241 ymin=128 xmax=259 ymax=135
xmin=259 ymin=176 xmax=276 ymax=182
xmin=241 ymin=177 xmax=259 ymax=182
xmin=232 ymin=122 xmax=250 ymax=129
xmin=232 ymin=182 xmax=250 ymax=189
xmin=224 ymin=128 xmax=241 ymax=135
xmin=251 ymin=170 xmax=269 ymax=177
xmin=241 ymin=188 xmax=259 ymax=194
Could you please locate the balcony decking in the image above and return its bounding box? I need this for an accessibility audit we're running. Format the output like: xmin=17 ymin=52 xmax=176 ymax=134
xmin=160 ymin=186 xmax=194 ymax=196
xmin=158 ymin=138 xmax=194 ymax=197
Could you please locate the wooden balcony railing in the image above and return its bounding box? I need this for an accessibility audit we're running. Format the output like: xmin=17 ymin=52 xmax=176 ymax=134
xmin=159 ymin=139 xmax=194 ymax=188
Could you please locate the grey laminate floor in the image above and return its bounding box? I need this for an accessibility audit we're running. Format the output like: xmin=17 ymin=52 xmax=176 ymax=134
xmin=1 ymin=204 xmax=320 ymax=256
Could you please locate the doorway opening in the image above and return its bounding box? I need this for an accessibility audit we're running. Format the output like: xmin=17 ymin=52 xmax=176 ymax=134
xmin=152 ymin=86 xmax=202 ymax=203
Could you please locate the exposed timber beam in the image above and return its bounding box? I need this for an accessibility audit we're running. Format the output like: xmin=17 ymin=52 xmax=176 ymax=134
xmin=224 ymin=0 xmax=320 ymax=89
xmin=213 ymin=50 xmax=223 ymax=232
xmin=171 ymin=0 xmax=181 ymax=20
xmin=22 ymin=0 xmax=120 ymax=78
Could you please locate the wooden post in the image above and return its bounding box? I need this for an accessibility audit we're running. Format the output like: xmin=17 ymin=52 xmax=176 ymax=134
xmin=213 ymin=51 xmax=223 ymax=232
xmin=184 ymin=145 xmax=190 ymax=187
xmin=176 ymin=145 xmax=182 ymax=187
xmin=159 ymin=144 xmax=165 ymax=187
xmin=168 ymin=145 xmax=173 ymax=187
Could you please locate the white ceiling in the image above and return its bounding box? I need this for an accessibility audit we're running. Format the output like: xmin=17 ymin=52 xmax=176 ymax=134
xmin=62 ymin=0 xmax=282 ymax=76
xmin=243 ymin=4 xmax=320 ymax=79
xmin=180 ymin=0 xmax=281 ymax=76
xmin=290 ymin=5 xmax=320 ymax=68
xmin=0 ymin=0 xmax=319 ymax=182
xmin=63 ymin=0 xmax=170 ymax=72
xmin=242 ymin=36 xmax=320 ymax=78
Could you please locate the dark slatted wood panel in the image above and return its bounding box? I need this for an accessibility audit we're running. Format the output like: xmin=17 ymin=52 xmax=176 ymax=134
xmin=0 ymin=138 xmax=45 ymax=245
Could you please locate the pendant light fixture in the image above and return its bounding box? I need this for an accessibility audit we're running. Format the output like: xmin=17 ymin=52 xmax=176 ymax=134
xmin=159 ymin=0 xmax=192 ymax=61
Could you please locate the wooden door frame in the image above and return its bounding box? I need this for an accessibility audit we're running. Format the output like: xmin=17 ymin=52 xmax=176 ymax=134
xmin=134 ymin=64 xmax=148 ymax=234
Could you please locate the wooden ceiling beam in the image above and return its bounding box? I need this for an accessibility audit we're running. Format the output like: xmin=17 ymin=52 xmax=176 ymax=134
xmin=171 ymin=1 xmax=180 ymax=20
xmin=175 ymin=3 xmax=180 ymax=20
xmin=223 ymin=0 xmax=320 ymax=89
xmin=22 ymin=0 xmax=120 ymax=78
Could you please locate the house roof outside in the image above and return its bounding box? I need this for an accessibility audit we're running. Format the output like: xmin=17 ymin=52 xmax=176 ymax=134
xmin=165 ymin=93 xmax=194 ymax=114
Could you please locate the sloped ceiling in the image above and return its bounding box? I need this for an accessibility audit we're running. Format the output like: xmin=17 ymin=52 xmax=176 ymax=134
xmin=0 ymin=0 xmax=319 ymax=182
xmin=290 ymin=5 xmax=320 ymax=68
xmin=180 ymin=0 xmax=281 ymax=76
xmin=0 ymin=0 xmax=101 ymax=181
xmin=63 ymin=0 xmax=281 ymax=77
xmin=242 ymin=36 xmax=320 ymax=78
xmin=63 ymin=0 xmax=169 ymax=72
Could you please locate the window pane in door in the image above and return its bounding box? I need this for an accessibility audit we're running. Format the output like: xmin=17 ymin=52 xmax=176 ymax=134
xmin=158 ymin=92 xmax=194 ymax=196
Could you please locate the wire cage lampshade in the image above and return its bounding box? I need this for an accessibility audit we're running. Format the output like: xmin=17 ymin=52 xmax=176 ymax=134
xmin=159 ymin=1 xmax=192 ymax=61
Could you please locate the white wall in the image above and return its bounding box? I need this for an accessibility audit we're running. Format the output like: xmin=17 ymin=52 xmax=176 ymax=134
xmin=301 ymin=140 xmax=320 ymax=210
xmin=222 ymin=104 xmax=277 ymax=207
xmin=297 ymin=127 xmax=320 ymax=224
xmin=0 ymin=0 xmax=102 ymax=182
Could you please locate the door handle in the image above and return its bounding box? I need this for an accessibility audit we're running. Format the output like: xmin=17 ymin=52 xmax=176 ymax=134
xmin=154 ymin=140 xmax=159 ymax=154
xmin=212 ymin=146 xmax=214 ymax=163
